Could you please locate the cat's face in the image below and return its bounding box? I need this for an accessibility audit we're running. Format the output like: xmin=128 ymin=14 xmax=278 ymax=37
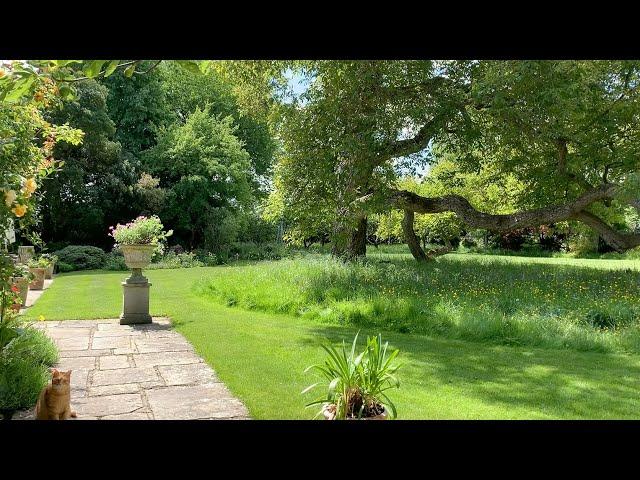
xmin=51 ymin=369 xmax=71 ymax=390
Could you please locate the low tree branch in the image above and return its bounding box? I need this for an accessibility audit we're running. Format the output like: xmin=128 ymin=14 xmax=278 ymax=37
xmin=571 ymin=211 xmax=640 ymax=252
xmin=391 ymin=183 xmax=619 ymax=232
xmin=374 ymin=114 xmax=446 ymax=166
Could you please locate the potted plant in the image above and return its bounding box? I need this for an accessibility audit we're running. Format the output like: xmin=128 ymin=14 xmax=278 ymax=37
xmin=41 ymin=254 xmax=58 ymax=279
xmin=303 ymin=333 xmax=401 ymax=420
xmin=10 ymin=264 xmax=32 ymax=311
xmin=109 ymin=216 xmax=172 ymax=275
xmin=27 ymin=257 xmax=50 ymax=290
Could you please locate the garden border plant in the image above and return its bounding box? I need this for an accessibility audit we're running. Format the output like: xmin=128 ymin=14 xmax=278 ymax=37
xmin=303 ymin=332 xmax=401 ymax=420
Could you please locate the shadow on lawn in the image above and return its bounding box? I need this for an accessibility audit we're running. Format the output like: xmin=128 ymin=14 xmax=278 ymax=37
xmin=301 ymin=325 xmax=640 ymax=418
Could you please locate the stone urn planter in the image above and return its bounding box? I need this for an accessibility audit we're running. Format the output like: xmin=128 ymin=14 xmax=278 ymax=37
xmin=28 ymin=267 xmax=46 ymax=290
xmin=119 ymin=244 xmax=156 ymax=325
xmin=121 ymin=244 xmax=156 ymax=272
xmin=10 ymin=276 xmax=29 ymax=311
xmin=322 ymin=403 xmax=389 ymax=420
xmin=18 ymin=246 xmax=35 ymax=264
xmin=44 ymin=260 xmax=55 ymax=279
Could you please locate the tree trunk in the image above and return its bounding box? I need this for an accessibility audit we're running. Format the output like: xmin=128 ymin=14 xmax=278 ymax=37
xmin=402 ymin=210 xmax=427 ymax=261
xmin=349 ymin=217 xmax=368 ymax=258
xmin=331 ymin=216 xmax=368 ymax=260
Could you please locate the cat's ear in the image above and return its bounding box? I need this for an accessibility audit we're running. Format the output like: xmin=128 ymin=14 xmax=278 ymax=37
xmin=65 ymin=370 xmax=72 ymax=377
xmin=50 ymin=368 xmax=59 ymax=376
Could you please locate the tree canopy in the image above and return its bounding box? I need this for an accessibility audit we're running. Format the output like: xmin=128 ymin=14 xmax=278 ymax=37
xmin=263 ymin=60 xmax=640 ymax=259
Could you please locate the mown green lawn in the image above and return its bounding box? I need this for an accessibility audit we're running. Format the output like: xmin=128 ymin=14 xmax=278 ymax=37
xmin=23 ymin=254 xmax=640 ymax=419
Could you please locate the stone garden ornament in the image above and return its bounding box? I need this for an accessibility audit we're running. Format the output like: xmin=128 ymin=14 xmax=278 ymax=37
xmin=109 ymin=216 xmax=172 ymax=325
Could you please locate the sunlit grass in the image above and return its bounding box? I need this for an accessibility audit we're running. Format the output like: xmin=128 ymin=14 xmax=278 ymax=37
xmin=21 ymin=253 xmax=640 ymax=419
xmin=196 ymin=253 xmax=640 ymax=353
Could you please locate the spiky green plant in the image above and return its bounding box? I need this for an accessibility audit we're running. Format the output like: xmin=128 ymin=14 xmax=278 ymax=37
xmin=303 ymin=332 xmax=401 ymax=419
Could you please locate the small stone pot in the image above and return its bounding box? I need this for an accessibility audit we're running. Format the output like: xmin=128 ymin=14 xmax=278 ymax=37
xmin=10 ymin=276 xmax=29 ymax=310
xmin=121 ymin=244 xmax=156 ymax=270
xmin=44 ymin=261 xmax=55 ymax=279
xmin=29 ymin=267 xmax=46 ymax=290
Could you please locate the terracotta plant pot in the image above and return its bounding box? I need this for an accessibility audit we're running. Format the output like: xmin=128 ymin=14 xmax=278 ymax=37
xmin=120 ymin=244 xmax=156 ymax=270
xmin=10 ymin=276 xmax=29 ymax=310
xmin=28 ymin=267 xmax=46 ymax=290
xmin=18 ymin=246 xmax=35 ymax=264
xmin=322 ymin=403 xmax=389 ymax=420
xmin=44 ymin=261 xmax=55 ymax=279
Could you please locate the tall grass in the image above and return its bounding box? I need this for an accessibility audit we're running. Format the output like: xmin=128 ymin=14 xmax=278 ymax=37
xmin=196 ymin=254 xmax=640 ymax=354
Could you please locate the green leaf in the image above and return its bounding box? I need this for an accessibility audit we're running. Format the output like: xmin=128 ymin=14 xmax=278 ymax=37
xmin=103 ymin=60 xmax=121 ymax=77
xmin=124 ymin=64 xmax=137 ymax=78
xmin=82 ymin=60 xmax=108 ymax=78
xmin=301 ymin=383 xmax=318 ymax=395
xmin=328 ymin=377 xmax=340 ymax=393
xmin=58 ymin=84 xmax=75 ymax=101
xmin=176 ymin=60 xmax=202 ymax=75
xmin=3 ymin=77 xmax=35 ymax=102
xmin=51 ymin=60 xmax=82 ymax=67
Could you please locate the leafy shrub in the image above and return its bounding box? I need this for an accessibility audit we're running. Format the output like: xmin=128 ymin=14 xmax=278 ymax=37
xmin=3 ymin=328 xmax=58 ymax=366
xmin=197 ymin=252 xmax=219 ymax=266
xmin=103 ymin=252 xmax=127 ymax=271
xmin=567 ymin=233 xmax=599 ymax=256
xmin=0 ymin=326 xmax=58 ymax=414
xmin=0 ymin=355 xmax=49 ymax=413
xmin=148 ymin=252 xmax=204 ymax=269
xmin=228 ymin=242 xmax=287 ymax=261
xmin=54 ymin=245 xmax=106 ymax=270
xmin=461 ymin=235 xmax=477 ymax=248
xmin=56 ymin=262 xmax=76 ymax=273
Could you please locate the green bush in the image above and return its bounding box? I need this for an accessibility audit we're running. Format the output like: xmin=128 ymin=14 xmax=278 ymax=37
xmin=0 ymin=327 xmax=58 ymax=414
xmin=103 ymin=252 xmax=128 ymax=271
xmin=228 ymin=242 xmax=287 ymax=261
xmin=56 ymin=262 xmax=76 ymax=273
xmin=54 ymin=245 xmax=106 ymax=270
xmin=0 ymin=355 xmax=49 ymax=413
xmin=148 ymin=252 xmax=204 ymax=269
xmin=4 ymin=328 xmax=59 ymax=366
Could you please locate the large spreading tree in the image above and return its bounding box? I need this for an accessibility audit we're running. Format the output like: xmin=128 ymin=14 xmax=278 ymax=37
xmin=265 ymin=60 xmax=640 ymax=260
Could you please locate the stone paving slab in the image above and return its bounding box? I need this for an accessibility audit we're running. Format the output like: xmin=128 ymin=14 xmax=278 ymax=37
xmin=16 ymin=318 xmax=250 ymax=420
xmin=147 ymin=384 xmax=249 ymax=420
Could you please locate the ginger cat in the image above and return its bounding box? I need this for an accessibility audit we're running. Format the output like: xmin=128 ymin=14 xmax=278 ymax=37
xmin=35 ymin=369 xmax=77 ymax=420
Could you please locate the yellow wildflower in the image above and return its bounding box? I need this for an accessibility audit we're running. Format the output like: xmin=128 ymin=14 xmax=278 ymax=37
xmin=3 ymin=189 xmax=16 ymax=207
xmin=22 ymin=178 xmax=37 ymax=197
xmin=11 ymin=204 xmax=27 ymax=217
xmin=38 ymin=315 xmax=45 ymax=322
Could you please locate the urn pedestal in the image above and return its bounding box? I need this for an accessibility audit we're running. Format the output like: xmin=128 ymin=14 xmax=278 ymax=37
xmin=119 ymin=245 xmax=155 ymax=325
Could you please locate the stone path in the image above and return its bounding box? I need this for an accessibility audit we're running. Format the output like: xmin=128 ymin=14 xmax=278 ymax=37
xmin=15 ymin=281 xmax=250 ymax=420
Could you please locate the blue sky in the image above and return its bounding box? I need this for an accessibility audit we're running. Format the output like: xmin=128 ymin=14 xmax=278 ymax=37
xmin=282 ymin=69 xmax=310 ymax=103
